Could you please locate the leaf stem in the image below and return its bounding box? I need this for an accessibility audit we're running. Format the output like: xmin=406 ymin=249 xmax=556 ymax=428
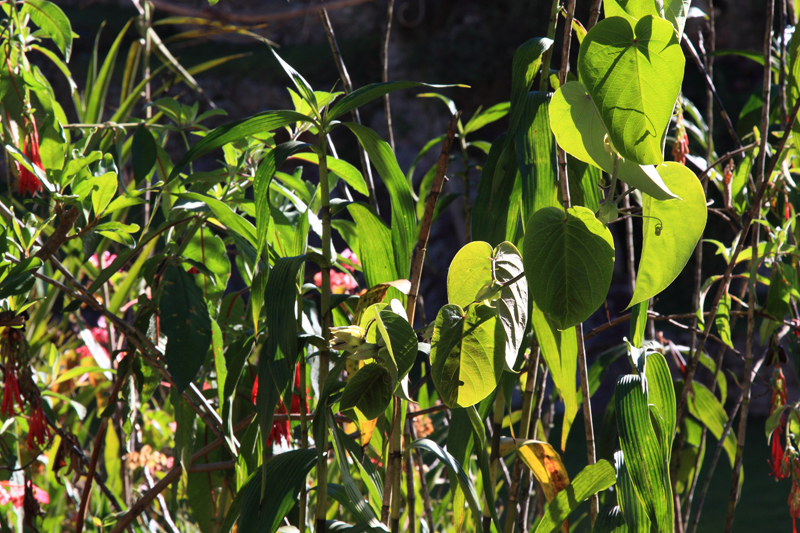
xmin=316 ymin=130 xmax=333 ymax=533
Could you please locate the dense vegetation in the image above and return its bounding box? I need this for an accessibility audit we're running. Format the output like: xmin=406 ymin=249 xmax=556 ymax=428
xmin=0 ymin=0 xmax=795 ymax=532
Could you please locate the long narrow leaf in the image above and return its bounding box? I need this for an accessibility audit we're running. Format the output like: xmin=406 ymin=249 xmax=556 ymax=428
xmin=328 ymin=81 xmax=466 ymax=121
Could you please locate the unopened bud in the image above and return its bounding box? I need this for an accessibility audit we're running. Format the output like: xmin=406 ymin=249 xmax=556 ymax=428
xmin=329 ymin=325 xmax=367 ymax=353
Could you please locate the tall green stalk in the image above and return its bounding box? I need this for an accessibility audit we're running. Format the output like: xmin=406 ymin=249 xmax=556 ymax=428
xmin=316 ymin=131 xmax=333 ymax=533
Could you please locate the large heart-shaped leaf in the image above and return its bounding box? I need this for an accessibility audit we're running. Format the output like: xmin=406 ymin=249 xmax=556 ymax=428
xmin=430 ymin=303 xmax=502 ymax=408
xmin=629 ymin=163 xmax=707 ymax=307
xmin=447 ymin=241 xmax=494 ymax=308
xmin=549 ymin=81 xmax=676 ymax=200
xmin=579 ymin=16 xmax=684 ymax=165
xmin=493 ymin=242 xmax=528 ymax=371
xmin=523 ymin=206 xmax=615 ymax=330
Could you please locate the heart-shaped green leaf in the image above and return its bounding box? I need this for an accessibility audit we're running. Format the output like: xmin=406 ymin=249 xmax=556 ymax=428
xmin=549 ymin=81 xmax=676 ymax=200
xmin=493 ymin=242 xmax=529 ymax=371
xmin=579 ymin=16 xmax=684 ymax=165
xmin=629 ymin=163 xmax=707 ymax=307
xmin=448 ymin=241 xmax=494 ymax=308
xmin=523 ymin=206 xmax=615 ymax=330
xmin=431 ymin=303 xmax=502 ymax=408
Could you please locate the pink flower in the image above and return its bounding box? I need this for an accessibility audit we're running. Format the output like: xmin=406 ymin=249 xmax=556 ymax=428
xmin=0 ymin=481 xmax=49 ymax=509
xmin=88 ymin=251 xmax=118 ymax=270
xmin=341 ymin=248 xmax=359 ymax=272
xmin=313 ymin=270 xmax=358 ymax=294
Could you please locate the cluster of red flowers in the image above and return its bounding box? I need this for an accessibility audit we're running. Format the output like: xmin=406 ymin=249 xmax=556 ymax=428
xmin=770 ymin=365 xmax=790 ymax=480
xmin=251 ymin=363 xmax=307 ymax=447
xmin=672 ymin=113 xmax=689 ymax=166
xmin=16 ymin=118 xmax=44 ymax=196
xmin=0 ymin=328 xmax=50 ymax=451
xmin=314 ymin=248 xmax=360 ymax=294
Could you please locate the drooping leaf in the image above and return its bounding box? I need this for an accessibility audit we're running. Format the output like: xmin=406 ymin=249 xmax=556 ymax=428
xmin=471 ymin=135 xmax=521 ymax=245
xmin=515 ymin=91 xmax=559 ymax=221
xmin=328 ymin=81 xmax=467 ymax=121
xmin=615 ymin=375 xmax=673 ymax=532
xmin=493 ymin=242 xmax=529 ymax=371
xmin=347 ymin=202 xmax=398 ymax=287
xmin=21 ymin=0 xmax=73 ymax=60
xmin=340 ymin=364 xmax=393 ymax=421
xmin=614 ymin=451 xmax=651 ymax=533
xmin=629 ymin=163 xmax=707 ymax=307
xmin=508 ymin=37 xmax=554 ymax=140
xmin=686 ymin=381 xmax=737 ymax=467
xmin=178 ymin=192 xmax=258 ymax=249
xmin=168 ymin=110 xmax=312 ymax=183
xmin=230 ymin=449 xmax=318 ymax=533
xmin=549 ymin=81 xmax=676 ymax=200
xmin=513 ymin=439 xmax=570 ymax=502
xmin=160 ymin=264 xmax=212 ymax=392
xmin=523 ymin=206 xmax=615 ymax=330
xmin=430 ymin=303 xmax=502 ymax=408
xmin=343 ymin=124 xmax=416 ymax=281
xmin=532 ymin=460 xmax=616 ymax=533
xmin=579 ymin=16 xmax=684 ymax=165
xmin=531 ymin=310 xmax=578 ymax=451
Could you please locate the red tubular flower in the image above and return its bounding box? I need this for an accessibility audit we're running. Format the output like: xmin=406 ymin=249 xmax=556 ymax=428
xmin=26 ymin=403 xmax=51 ymax=451
xmin=17 ymin=119 xmax=44 ymax=197
xmin=769 ymin=366 xmax=790 ymax=479
xmin=251 ymin=363 xmax=307 ymax=447
xmin=1 ymin=366 xmax=22 ymax=416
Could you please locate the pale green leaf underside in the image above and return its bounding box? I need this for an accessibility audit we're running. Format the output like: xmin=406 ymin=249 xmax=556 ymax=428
xmin=549 ymin=81 xmax=676 ymax=200
xmin=523 ymin=206 xmax=615 ymax=330
xmin=579 ymin=16 xmax=685 ymax=165
xmin=447 ymin=241 xmax=494 ymax=308
xmin=629 ymin=163 xmax=707 ymax=307
xmin=604 ymin=0 xmax=692 ymax=38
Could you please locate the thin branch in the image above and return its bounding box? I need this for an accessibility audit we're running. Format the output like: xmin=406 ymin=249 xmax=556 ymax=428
xmin=318 ymin=8 xmax=379 ymax=213
xmin=382 ymin=0 xmax=397 ymax=152
xmin=587 ymin=0 xmax=603 ymax=29
xmin=576 ymin=324 xmax=598 ymax=525
xmin=109 ymin=414 xmax=254 ymax=533
xmin=406 ymin=111 xmax=460 ymax=325
xmin=697 ymin=143 xmax=758 ymax=181
xmin=681 ymin=34 xmax=744 ymax=152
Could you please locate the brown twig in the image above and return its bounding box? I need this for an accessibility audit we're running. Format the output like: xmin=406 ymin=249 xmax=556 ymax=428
xmin=382 ymin=0 xmax=397 ymax=152
xmin=406 ymin=111 xmax=460 ymax=325
xmin=110 ymin=414 xmax=254 ymax=533
xmin=35 ymin=206 xmax=79 ymax=262
xmin=586 ymin=0 xmax=603 ymax=29
xmin=697 ymin=143 xmax=758 ymax=181
xmin=318 ymin=8 xmax=379 ymax=213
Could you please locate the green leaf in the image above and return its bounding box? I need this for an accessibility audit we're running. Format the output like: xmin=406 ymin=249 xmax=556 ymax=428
xmin=269 ymin=45 xmax=318 ymax=111
xmin=232 ymin=449 xmax=318 ymax=533
xmin=407 ymin=438 xmax=483 ymax=530
xmin=614 ymin=451 xmax=650 ymax=533
xmin=761 ymin=263 xmax=793 ymax=340
xmin=533 ymin=460 xmax=616 ymax=533
xmin=715 ymin=291 xmax=734 ymax=349
xmin=340 ymin=364 xmax=393 ymax=420
xmin=593 ymin=506 xmax=629 ymax=533
xmin=630 ymin=301 xmax=648 ymax=348
xmin=508 ymin=38 xmax=554 ymax=141
xmin=566 ymin=155 xmax=602 ymax=212
xmin=447 ymin=241 xmax=494 ymax=308
xmin=168 ymin=110 xmax=312 ymax=183
xmin=90 ymin=172 xmax=117 ymax=217
xmin=265 ymin=255 xmax=306 ymax=369
xmin=615 ymin=374 xmax=673 ymax=532
xmin=604 ymin=0 xmax=693 ymax=38
xmin=328 ymin=81 xmax=466 ymax=121
xmin=347 ymin=203 xmax=398 ymax=286
xmin=160 ymin=264 xmax=212 ymax=392
xmin=549 ymin=81 xmax=676 ymax=200
xmin=85 ymin=20 xmax=131 ymax=124
xmin=291 ymin=152 xmax=368 ymax=197
xmin=463 ymin=101 xmax=510 ymax=135
xmin=579 ymin=16 xmax=684 ymax=165
xmin=22 ymin=0 xmax=73 ymax=61
xmin=493 ymin=242 xmax=529 ymax=371
xmin=629 ymin=163 xmax=707 ymax=307
xmin=343 ymin=124 xmax=416 ymax=280
xmin=255 ymin=141 xmax=308 ymax=255
xmin=471 ymin=135 xmax=521 ymax=245
xmin=178 ymin=192 xmax=258 ymax=249
xmin=531 ymin=310 xmax=577 ymax=451
xmin=686 ymin=381 xmax=737 ymax=467
xmin=430 ymin=303 xmax=502 ymax=408
xmin=644 ymin=352 xmax=676 ymax=461
xmin=184 ymin=227 xmax=230 ymax=299
xmin=515 ymin=91 xmax=559 ymax=221
xmin=377 ymin=310 xmax=418 ymax=380
xmin=523 ymin=206 xmax=615 ymax=330
xmin=132 ymin=126 xmax=158 ymax=183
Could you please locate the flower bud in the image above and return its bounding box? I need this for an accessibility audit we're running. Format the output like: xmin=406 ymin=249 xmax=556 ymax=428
xmin=329 ymin=325 xmax=367 ymax=353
